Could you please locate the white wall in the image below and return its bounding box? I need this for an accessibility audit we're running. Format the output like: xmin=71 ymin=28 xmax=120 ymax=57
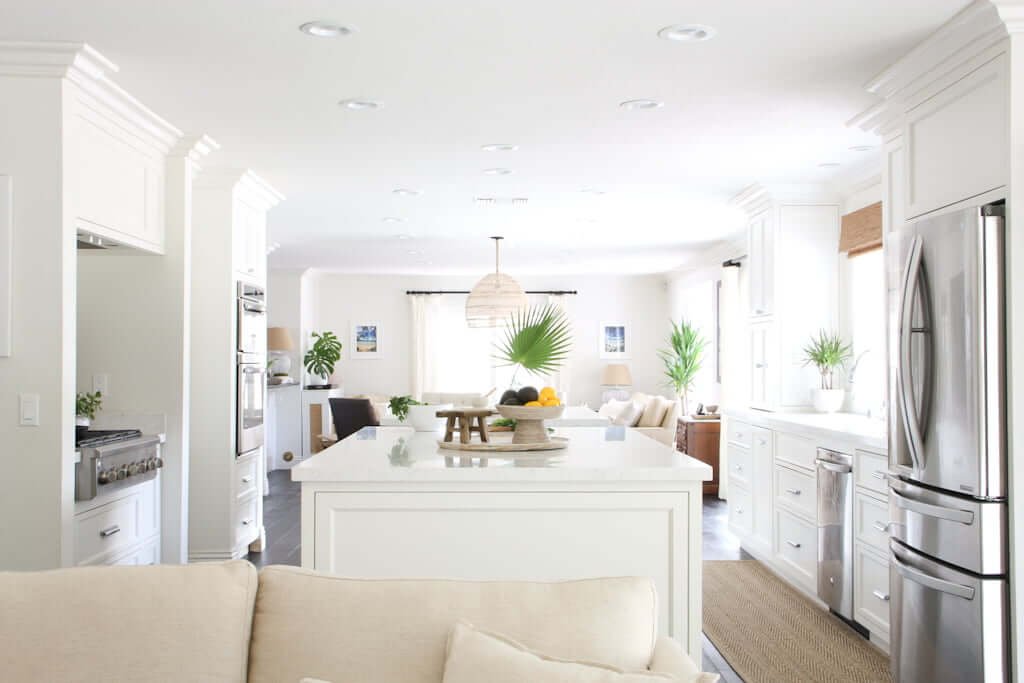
xmin=267 ymin=268 xmax=303 ymax=375
xmin=275 ymin=271 xmax=672 ymax=408
xmin=0 ymin=77 xmax=76 ymax=570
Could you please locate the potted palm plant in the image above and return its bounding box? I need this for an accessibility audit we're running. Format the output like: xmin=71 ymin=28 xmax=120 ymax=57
xmin=494 ymin=303 xmax=572 ymax=394
xmin=658 ymin=319 xmax=706 ymax=416
xmin=304 ymin=331 xmax=343 ymax=388
xmin=803 ymin=329 xmax=853 ymax=413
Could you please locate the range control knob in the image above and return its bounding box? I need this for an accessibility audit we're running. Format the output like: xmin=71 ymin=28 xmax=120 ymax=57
xmin=146 ymin=458 xmax=157 ymax=471
xmin=97 ymin=470 xmax=113 ymax=485
xmin=116 ymin=466 xmax=129 ymax=481
xmin=154 ymin=457 xmax=164 ymax=469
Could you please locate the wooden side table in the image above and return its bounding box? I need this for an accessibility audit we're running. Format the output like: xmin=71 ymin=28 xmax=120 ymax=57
xmin=676 ymin=417 xmax=721 ymax=496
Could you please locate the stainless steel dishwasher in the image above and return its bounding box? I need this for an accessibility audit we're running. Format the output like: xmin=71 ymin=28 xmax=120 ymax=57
xmin=817 ymin=447 xmax=854 ymax=619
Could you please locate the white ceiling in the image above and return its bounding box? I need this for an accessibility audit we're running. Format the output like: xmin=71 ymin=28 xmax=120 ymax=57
xmin=0 ymin=0 xmax=970 ymax=274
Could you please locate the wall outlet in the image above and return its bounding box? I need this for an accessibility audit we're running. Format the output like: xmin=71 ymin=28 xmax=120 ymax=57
xmin=19 ymin=393 xmax=39 ymax=426
xmin=92 ymin=373 xmax=109 ymax=396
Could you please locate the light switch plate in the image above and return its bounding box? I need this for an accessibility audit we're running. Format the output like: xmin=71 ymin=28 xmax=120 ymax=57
xmin=19 ymin=393 xmax=39 ymax=426
xmin=92 ymin=373 xmax=109 ymax=396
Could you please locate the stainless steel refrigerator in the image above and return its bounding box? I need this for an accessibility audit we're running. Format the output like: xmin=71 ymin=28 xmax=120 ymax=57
xmin=886 ymin=201 xmax=1008 ymax=682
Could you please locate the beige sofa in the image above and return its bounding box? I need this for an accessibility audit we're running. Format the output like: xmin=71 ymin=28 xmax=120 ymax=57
xmin=0 ymin=561 xmax=713 ymax=682
xmin=598 ymin=392 xmax=681 ymax=447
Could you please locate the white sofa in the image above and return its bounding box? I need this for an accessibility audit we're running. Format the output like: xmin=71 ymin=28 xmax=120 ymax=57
xmin=0 ymin=561 xmax=714 ymax=682
xmin=598 ymin=392 xmax=680 ymax=447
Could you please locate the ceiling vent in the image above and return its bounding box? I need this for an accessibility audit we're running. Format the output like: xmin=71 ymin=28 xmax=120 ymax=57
xmin=475 ymin=197 xmax=529 ymax=206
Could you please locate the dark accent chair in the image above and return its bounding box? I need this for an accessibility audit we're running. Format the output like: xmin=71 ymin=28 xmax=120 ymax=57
xmin=329 ymin=398 xmax=380 ymax=442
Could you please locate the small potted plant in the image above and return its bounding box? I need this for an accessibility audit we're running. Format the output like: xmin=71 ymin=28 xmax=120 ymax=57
xmin=76 ymin=390 xmax=103 ymax=436
xmin=803 ymin=330 xmax=852 ymax=413
xmin=304 ymin=331 xmax=343 ymax=388
xmin=658 ymin=318 xmax=706 ymax=416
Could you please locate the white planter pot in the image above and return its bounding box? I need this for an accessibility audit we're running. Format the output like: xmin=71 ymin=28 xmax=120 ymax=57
xmin=408 ymin=403 xmax=452 ymax=432
xmin=812 ymin=388 xmax=845 ymax=413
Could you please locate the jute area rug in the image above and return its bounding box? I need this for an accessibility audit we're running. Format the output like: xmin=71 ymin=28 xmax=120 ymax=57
xmin=703 ymin=560 xmax=893 ymax=683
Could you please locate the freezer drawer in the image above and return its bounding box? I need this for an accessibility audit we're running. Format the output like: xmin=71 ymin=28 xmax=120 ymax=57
xmin=890 ymin=540 xmax=1007 ymax=683
xmin=889 ymin=478 xmax=1006 ymax=575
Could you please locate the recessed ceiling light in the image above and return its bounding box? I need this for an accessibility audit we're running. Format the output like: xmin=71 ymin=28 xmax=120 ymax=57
xmin=657 ymin=24 xmax=717 ymax=42
xmin=620 ymin=99 xmax=663 ymax=110
xmin=482 ymin=168 xmax=513 ymax=176
xmin=580 ymin=188 xmax=605 ymax=195
xmin=339 ymin=98 xmax=381 ymax=110
xmin=407 ymin=250 xmax=421 ymax=256
xmin=396 ymin=234 xmax=412 ymax=240
xmin=818 ymin=162 xmax=841 ymax=168
xmin=299 ymin=21 xmax=354 ymax=38
xmin=382 ymin=217 xmax=404 ymax=223
xmin=481 ymin=143 xmax=519 ymax=152
xmin=849 ymin=145 xmax=876 ymax=152
xmin=393 ymin=188 xmax=421 ymax=196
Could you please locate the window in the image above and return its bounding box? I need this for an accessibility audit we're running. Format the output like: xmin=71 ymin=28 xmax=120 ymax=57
xmin=845 ymin=248 xmax=886 ymax=418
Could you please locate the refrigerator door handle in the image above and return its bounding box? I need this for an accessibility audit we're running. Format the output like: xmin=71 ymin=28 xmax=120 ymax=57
xmin=891 ymin=553 xmax=976 ymax=600
xmin=891 ymin=487 xmax=975 ymax=525
xmin=897 ymin=235 xmax=927 ymax=472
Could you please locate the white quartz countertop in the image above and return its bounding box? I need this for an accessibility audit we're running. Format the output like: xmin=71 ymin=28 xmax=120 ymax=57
xmin=292 ymin=426 xmax=713 ymax=483
xmin=724 ymin=407 xmax=887 ymax=451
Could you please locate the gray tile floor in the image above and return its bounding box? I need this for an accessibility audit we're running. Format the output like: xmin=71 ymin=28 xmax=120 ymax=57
xmin=248 ymin=473 xmax=745 ymax=681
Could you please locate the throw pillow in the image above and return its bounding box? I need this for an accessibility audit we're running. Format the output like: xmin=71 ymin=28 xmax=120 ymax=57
xmin=637 ymin=396 xmax=670 ymax=428
xmin=441 ymin=622 xmax=676 ymax=683
xmin=598 ymin=398 xmax=630 ymax=421
xmin=612 ymin=400 xmax=643 ymax=427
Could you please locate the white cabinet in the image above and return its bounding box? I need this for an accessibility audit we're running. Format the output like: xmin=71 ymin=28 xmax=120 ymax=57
xmin=748 ymin=210 xmax=774 ymax=317
xmin=774 ymin=508 xmax=818 ymax=592
xmin=734 ymin=187 xmax=839 ymax=411
xmin=726 ymin=420 xmax=772 ymax=556
xmin=904 ymin=53 xmax=1008 ymax=220
xmin=853 ymin=446 xmax=891 ymax=649
xmin=74 ymin=477 xmax=160 ymax=566
xmin=234 ymin=200 xmax=268 ymax=283
xmin=750 ymin=427 xmax=774 ymax=551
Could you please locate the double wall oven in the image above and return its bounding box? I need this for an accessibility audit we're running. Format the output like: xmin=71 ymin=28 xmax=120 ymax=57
xmin=237 ymin=283 xmax=266 ymax=456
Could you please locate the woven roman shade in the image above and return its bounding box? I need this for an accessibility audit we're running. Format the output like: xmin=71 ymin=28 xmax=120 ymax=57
xmin=839 ymin=202 xmax=882 ymax=255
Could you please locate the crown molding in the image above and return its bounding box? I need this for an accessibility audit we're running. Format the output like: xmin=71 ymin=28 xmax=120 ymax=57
xmin=0 ymin=41 xmax=183 ymax=152
xmin=729 ymin=182 xmax=840 ymax=216
xmin=993 ymin=1 xmax=1024 ymax=33
xmin=729 ymin=184 xmax=773 ymax=216
xmin=171 ymin=134 xmax=220 ymax=168
xmin=197 ymin=168 xmax=285 ymax=211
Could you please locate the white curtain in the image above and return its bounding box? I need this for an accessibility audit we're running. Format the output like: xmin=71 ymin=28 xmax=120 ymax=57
xmin=544 ymin=294 xmax=573 ymax=404
xmin=717 ymin=263 xmax=748 ymax=500
xmin=410 ymin=295 xmax=439 ymax=400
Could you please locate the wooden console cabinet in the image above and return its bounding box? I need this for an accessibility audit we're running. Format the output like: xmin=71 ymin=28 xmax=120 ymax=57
xmin=675 ymin=417 xmax=721 ymax=495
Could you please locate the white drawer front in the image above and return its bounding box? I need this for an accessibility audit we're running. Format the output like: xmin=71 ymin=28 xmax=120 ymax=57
xmin=854 ymin=546 xmax=891 ymax=639
xmin=775 ymin=508 xmax=817 ymax=589
xmin=235 ymin=494 xmax=260 ymax=548
xmin=774 ymin=464 xmax=816 ymax=520
xmin=235 ymin=454 xmax=259 ymax=500
xmin=728 ymin=420 xmax=753 ymax=448
xmin=751 ymin=426 xmax=773 ymax=456
xmin=728 ymin=443 xmax=752 ymax=488
xmin=728 ymin=485 xmax=753 ymax=536
xmin=855 ymin=449 xmax=889 ymax=496
xmin=111 ymin=538 xmax=159 ymax=566
xmin=775 ymin=431 xmax=817 ymax=471
xmin=855 ymin=493 xmax=891 ymax=553
xmin=75 ymin=494 xmax=142 ymax=564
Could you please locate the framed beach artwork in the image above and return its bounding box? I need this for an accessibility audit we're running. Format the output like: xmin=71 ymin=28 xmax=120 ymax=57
xmin=599 ymin=322 xmax=629 ymax=359
xmin=351 ymin=322 xmax=382 ymax=359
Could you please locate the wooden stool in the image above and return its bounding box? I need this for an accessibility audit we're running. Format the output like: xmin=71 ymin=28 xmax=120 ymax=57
xmin=438 ymin=409 xmax=496 ymax=444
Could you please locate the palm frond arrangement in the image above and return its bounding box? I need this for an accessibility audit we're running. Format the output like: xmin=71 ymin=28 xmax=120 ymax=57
xmin=802 ymin=329 xmax=853 ymax=390
xmin=658 ymin=319 xmax=707 ymax=410
xmin=494 ymin=304 xmax=573 ymax=383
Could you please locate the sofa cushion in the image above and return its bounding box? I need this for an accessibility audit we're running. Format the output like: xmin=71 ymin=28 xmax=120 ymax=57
xmin=637 ymin=396 xmax=671 ymax=428
xmin=441 ymin=622 xmax=675 ymax=683
xmin=612 ymin=400 xmax=643 ymax=427
xmin=247 ymin=565 xmax=658 ymax=683
xmin=0 ymin=560 xmax=257 ymax=683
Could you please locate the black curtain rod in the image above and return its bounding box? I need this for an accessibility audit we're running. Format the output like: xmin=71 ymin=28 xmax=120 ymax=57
xmin=405 ymin=289 xmax=578 ymax=295
xmin=722 ymin=256 xmax=747 ymax=268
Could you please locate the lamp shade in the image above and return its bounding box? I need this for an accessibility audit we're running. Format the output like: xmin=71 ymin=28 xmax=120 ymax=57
xmin=267 ymin=326 xmax=295 ymax=351
xmin=600 ymin=363 xmax=633 ymax=386
xmin=465 ymin=272 xmax=528 ymax=328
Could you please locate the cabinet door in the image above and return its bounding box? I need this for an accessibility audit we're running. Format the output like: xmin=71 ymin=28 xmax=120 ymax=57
xmin=748 ymin=212 xmax=773 ymax=317
xmin=233 ymin=201 xmax=267 ymax=283
xmin=750 ymin=322 xmax=772 ymax=409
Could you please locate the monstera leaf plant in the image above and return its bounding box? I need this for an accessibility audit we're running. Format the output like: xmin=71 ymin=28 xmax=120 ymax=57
xmin=494 ymin=304 xmax=573 ymax=385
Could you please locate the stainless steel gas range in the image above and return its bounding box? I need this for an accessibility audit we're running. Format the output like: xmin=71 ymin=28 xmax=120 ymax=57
xmin=75 ymin=429 xmax=162 ymax=501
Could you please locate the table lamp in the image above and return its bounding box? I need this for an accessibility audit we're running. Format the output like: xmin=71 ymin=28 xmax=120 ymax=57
xmin=600 ymin=363 xmax=633 ymax=403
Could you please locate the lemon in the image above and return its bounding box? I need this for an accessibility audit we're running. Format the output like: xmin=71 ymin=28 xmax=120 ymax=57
xmin=540 ymin=386 xmax=556 ymax=399
xmin=524 ymin=400 xmax=544 ymax=407
xmin=541 ymin=398 xmax=561 ymax=407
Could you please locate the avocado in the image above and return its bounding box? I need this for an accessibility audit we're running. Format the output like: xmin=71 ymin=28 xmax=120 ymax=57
xmin=501 ymin=396 xmax=523 ymax=406
xmin=500 ymin=389 xmax=519 ymax=404
xmin=517 ymin=386 xmax=539 ymax=404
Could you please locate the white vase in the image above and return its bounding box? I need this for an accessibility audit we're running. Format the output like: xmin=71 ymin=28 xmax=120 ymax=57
xmin=812 ymin=388 xmax=845 ymax=413
xmin=407 ymin=403 xmax=453 ymax=432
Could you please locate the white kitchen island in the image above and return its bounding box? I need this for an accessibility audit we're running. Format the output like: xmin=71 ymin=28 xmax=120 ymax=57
xmin=292 ymin=425 xmax=712 ymax=659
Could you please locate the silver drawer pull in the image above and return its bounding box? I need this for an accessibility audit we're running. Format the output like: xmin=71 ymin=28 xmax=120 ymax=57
xmin=754 ymin=362 xmax=767 ymax=368
xmin=241 ymin=519 xmax=252 ymax=526
xmin=872 ymin=470 xmax=888 ymax=480
xmin=734 ymin=464 xmax=744 ymax=471
xmin=786 ymin=540 xmax=802 ymax=549
xmin=241 ymin=476 xmax=253 ymax=483
xmin=785 ymin=488 xmax=802 ymax=496
xmin=99 ymin=525 xmax=121 ymax=538
xmin=873 ymin=521 xmax=890 ymax=532
xmin=872 ymin=590 xmax=890 ymax=602
xmin=736 ymin=507 xmax=744 ymax=514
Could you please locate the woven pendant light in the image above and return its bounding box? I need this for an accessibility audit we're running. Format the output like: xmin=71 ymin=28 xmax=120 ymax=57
xmin=465 ymin=236 xmax=528 ymax=328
